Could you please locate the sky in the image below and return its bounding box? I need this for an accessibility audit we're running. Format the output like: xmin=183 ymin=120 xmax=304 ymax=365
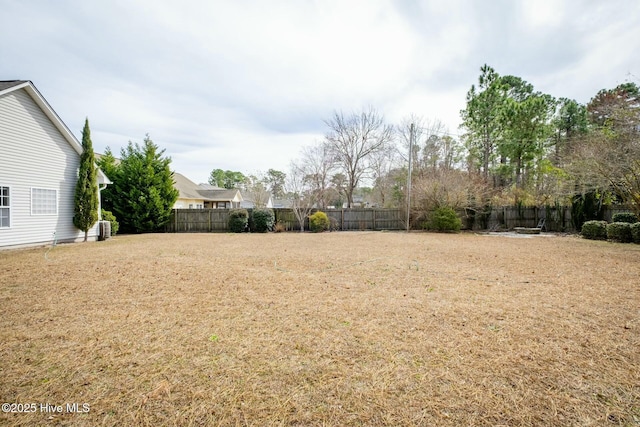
xmin=2 ymin=0 xmax=639 ymax=184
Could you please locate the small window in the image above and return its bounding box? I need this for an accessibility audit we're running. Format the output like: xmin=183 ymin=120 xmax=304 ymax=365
xmin=0 ymin=186 xmax=9 ymax=227
xmin=31 ymin=188 xmax=57 ymax=215
xmin=189 ymin=204 xmax=194 ymax=209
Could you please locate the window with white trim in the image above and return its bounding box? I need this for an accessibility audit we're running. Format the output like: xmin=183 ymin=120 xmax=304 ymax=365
xmin=31 ymin=188 xmax=57 ymax=215
xmin=0 ymin=186 xmax=9 ymax=227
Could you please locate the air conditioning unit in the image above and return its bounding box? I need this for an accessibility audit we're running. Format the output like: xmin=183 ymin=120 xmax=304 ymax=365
xmin=99 ymin=220 xmax=111 ymax=241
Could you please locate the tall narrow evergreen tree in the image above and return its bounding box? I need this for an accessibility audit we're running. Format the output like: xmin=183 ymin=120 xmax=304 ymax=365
xmin=73 ymin=118 xmax=99 ymax=241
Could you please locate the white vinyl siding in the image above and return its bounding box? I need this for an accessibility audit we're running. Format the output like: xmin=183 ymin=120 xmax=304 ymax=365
xmin=0 ymin=186 xmax=9 ymax=227
xmin=31 ymin=188 xmax=57 ymax=215
xmin=173 ymin=198 xmax=205 ymax=209
xmin=0 ymin=86 xmax=99 ymax=248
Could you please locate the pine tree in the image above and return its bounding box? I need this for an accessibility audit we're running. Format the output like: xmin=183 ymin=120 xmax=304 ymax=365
xmin=73 ymin=118 xmax=99 ymax=241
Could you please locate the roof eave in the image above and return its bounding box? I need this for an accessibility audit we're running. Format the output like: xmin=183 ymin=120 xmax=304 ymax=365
xmin=3 ymin=81 xmax=111 ymax=185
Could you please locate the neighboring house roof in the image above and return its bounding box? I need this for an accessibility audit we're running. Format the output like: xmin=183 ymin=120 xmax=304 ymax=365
xmin=173 ymin=171 xmax=207 ymax=200
xmin=200 ymin=188 xmax=243 ymax=202
xmin=173 ymin=172 xmax=243 ymax=202
xmin=0 ymin=80 xmax=111 ymax=184
xmin=197 ymin=183 xmax=218 ymax=190
xmin=240 ymin=192 xmax=274 ymax=208
xmin=272 ymin=198 xmax=294 ymax=208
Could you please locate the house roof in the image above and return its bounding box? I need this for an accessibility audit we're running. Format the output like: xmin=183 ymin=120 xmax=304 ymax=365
xmin=0 ymin=80 xmax=111 ymax=184
xmin=240 ymin=192 xmax=273 ymax=203
xmin=239 ymin=191 xmax=274 ymax=209
xmin=0 ymin=80 xmax=28 ymax=92
xmin=273 ymin=198 xmax=294 ymax=208
xmin=199 ymin=188 xmax=243 ymax=202
xmin=173 ymin=172 xmax=243 ymax=202
xmin=173 ymin=172 xmax=206 ymax=200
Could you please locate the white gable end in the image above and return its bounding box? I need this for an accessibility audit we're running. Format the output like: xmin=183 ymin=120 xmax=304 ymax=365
xmin=0 ymin=85 xmax=98 ymax=248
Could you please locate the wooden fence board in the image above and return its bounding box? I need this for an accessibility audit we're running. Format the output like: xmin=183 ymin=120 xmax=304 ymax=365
xmin=165 ymin=206 xmax=633 ymax=233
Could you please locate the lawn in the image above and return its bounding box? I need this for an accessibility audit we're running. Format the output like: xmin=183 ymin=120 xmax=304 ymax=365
xmin=1 ymin=232 xmax=639 ymax=426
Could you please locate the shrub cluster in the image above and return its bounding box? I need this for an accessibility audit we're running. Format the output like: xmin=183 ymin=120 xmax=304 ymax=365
xmin=228 ymin=209 xmax=248 ymax=233
xmin=427 ymin=207 xmax=462 ymax=232
xmin=631 ymin=223 xmax=640 ymax=243
xmin=581 ymin=220 xmax=607 ymax=240
xmin=612 ymin=212 xmax=639 ymax=224
xmin=101 ymin=209 xmax=119 ymax=235
xmin=309 ymin=211 xmax=330 ymax=232
xmin=251 ymin=208 xmax=275 ymax=233
xmin=606 ymin=222 xmax=632 ymax=243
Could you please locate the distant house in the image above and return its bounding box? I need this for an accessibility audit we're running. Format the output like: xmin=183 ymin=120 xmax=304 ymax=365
xmin=272 ymin=198 xmax=293 ymax=209
xmin=240 ymin=192 xmax=274 ymax=209
xmin=0 ymin=80 xmax=111 ymax=249
xmin=172 ymin=172 xmax=242 ymax=209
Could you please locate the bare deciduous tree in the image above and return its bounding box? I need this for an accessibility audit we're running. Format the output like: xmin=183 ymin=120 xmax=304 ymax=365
xmin=286 ymin=161 xmax=319 ymax=232
xmin=324 ymin=107 xmax=394 ymax=207
xmin=299 ymin=142 xmax=335 ymax=209
xmin=370 ymin=143 xmax=399 ymax=207
xmin=244 ymin=174 xmax=271 ymax=208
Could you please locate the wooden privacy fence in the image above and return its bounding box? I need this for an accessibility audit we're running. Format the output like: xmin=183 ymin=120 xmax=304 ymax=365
xmin=166 ymin=206 xmax=633 ymax=233
xmin=481 ymin=205 xmax=631 ymax=232
xmin=485 ymin=206 xmax=570 ymax=232
xmin=165 ymin=208 xmax=406 ymax=233
xmin=168 ymin=209 xmax=231 ymax=232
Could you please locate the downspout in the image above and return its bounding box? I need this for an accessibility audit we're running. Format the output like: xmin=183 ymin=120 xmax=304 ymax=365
xmin=98 ymin=184 xmax=107 ymax=220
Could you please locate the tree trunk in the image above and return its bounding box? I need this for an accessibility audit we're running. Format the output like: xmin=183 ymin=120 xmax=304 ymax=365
xmin=346 ymin=189 xmax=354 ymax=209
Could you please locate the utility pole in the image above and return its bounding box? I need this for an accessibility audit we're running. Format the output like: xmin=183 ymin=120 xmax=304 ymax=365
xmin=406 ymin=123 xmax=414 ymax=232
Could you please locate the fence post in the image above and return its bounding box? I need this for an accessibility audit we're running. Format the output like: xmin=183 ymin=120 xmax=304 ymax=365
xmin=174 ymin=209 xmax=178 ymax=233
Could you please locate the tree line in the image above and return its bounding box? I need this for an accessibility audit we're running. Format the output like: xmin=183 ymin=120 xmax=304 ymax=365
xmin=79 ymin=64 xmax=638 ymax=235
xmin=283 ymin=65 xmax=639 ymax=229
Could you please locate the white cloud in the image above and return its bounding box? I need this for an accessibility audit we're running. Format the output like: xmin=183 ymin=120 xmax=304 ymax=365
xmin=1 ymin=0 xmax=639 ymax=184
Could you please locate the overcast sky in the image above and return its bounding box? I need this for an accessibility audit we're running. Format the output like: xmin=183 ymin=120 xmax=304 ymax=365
xmin=2 ymin=0 xmax=639 ymax=184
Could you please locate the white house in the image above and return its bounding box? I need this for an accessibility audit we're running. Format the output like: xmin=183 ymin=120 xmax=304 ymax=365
xmin=0 ymin=80 xmax=110 ymax=249
xmin=172 ymin=172 xmax=243 ymax=209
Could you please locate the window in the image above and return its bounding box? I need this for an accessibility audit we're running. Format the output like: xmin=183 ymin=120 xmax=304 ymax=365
xmin=0 ymin=186 xmax=9 ymax=227
xmin=31 ymin=188 xmax=57 ymax=215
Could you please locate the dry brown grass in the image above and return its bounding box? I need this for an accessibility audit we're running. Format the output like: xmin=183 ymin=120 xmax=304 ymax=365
xmin=1 ymin=232 xmax=639 ymax=426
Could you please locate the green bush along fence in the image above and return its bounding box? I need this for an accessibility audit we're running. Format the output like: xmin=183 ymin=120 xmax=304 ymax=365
xmin=166 ymin=208 xmax=405 ymax=232
xmin=165 ymin=206 xmax=633 ymax=233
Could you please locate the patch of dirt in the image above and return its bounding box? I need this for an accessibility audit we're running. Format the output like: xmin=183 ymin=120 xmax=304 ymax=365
xmin=1 ymin=232 xmax=639 ymax=426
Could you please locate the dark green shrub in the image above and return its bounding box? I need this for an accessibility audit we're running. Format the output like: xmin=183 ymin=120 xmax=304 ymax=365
xmin=612 ymin=212 xmax=638 ymax=224
xmin=228 ymin=209 xmax=248 ymax=233
xmin=571 ymin=191 xmax=606 ymax=231
xmin=251 ymin=208 xmax=275 ymax=232
xmin=101 ymin=209 xmax=119 ymax=235
xmin=309 ymin=211 xmax=330 ymax=232
xmin=606 ymin=222 xmax=632 ymax=243
xmin=581 ymin=220 xmax=608 ymax=240
xmin=428 ymin=207 xmax=462 ymax=232
xmin=631 ymin=222 xmax=640 ymax=244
